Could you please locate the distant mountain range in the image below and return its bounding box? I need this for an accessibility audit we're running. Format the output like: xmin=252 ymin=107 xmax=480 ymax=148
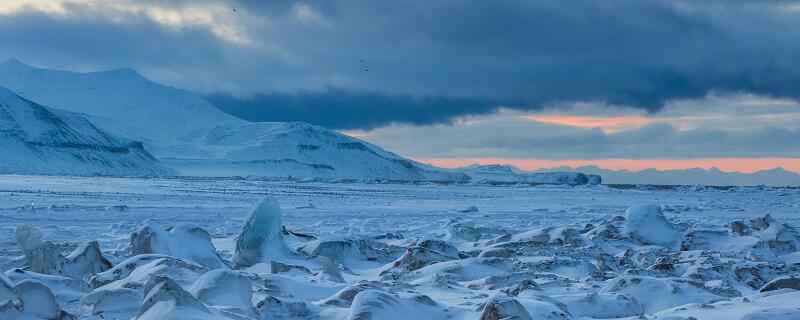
xmin=531 ymin=165 xmax=800 ymax=187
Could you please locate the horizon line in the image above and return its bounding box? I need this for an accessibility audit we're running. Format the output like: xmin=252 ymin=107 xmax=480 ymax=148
xmin=417 ymin=157 xmax=800 ymax=175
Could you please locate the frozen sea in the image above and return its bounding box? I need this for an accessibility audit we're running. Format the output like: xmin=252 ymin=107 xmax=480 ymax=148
xmin=1 ymin=175 xmax=797 ymax=253
xmin=1 ymin=174 xmax=799 ymax=319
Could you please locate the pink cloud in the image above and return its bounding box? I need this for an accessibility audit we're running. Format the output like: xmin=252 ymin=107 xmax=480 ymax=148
xmin=520 ymin=115 xmax=653 ymax=132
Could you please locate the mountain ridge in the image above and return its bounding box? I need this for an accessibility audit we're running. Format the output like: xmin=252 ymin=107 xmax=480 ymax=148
xmin=0 ymin=85 xmax=172 ymax=176
xmin=0 ymin=58 xmax=246 ymax=142
xmin=0 ymin=59 xmax=469 ymax=182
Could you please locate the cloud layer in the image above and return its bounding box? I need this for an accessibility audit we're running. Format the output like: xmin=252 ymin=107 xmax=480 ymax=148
xmin=3 ymin=1 xmax=800 ymax=129
xmin=352 ymin=95 xmax=800 ymax=160
xmin=1 ymin=0 xmax=799 ymax=169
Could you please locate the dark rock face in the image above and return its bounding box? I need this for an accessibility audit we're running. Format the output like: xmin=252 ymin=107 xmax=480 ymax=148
xmin=298 ymin=235 xmax=402 ymax=264
xmin=319 ymin=281 xmax=389 ymax=308
xmin=381 ymin=239 xmax=460 ymax=276
xmin=15 ymin=225 xmax=111 ymax=279
xmin=137 ymin=276 xmax=211 ymax=318
xmin=257 ymin=296 xmax=310 ymax=319
xmin=731 ymin=220 xmax=749 ymax=236
xmin=502 ymin=279 xmax=541 ymax=296
xmin=318 ymin=256 xmax=346 ymax=283
xmin=478 ymin=295 xmax=533 ymax=320
xmin=0 ymin=278 xmax=76 ymax=320
xmin=270 ymin=261 xmax=312 ymax=275
xmin=760 ymin=277 xmax=800 ymax=292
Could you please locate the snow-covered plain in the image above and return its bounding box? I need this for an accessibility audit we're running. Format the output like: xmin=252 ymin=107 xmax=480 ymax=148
xmin=0 ymin=175 xmax=799 ymax=319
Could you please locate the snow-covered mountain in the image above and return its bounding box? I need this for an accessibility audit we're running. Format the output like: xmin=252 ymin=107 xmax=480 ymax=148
xmin=0 ymin=85 xmax=171 ymax=176
xmin=168 ymin=121 xmax=469 ymax=181
xmin=0 ymin=58 xmax=244 ymax=142
xmin=0 ymin=59 xmax=467 ymax=181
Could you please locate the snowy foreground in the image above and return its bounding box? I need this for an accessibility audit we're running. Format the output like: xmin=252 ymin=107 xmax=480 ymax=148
xmin=0 ymin=175 xmax=799 ymax=319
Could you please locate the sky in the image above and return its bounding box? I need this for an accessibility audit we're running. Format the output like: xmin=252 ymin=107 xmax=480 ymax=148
xmin=1 ymin=0 xmax=799 ymax=173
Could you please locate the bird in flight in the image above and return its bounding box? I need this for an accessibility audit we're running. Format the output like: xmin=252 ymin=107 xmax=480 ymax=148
xmin=364 ymin=68 xmax=370 ymax=72
xmin=232 ymin=7 xmax=237 ymax=12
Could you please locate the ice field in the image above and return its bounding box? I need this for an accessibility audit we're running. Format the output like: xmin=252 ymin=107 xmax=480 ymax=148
xmin=1 ymin=174 xmax=799 ymax=319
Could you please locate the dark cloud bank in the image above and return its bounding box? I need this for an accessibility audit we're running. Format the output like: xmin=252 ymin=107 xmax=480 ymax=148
xmin=3 ymin=1 xmax=800 ymax=129
xmin=205 ymin=90 xmax=501 ymax=129
xmin=214 ymin=0 xmax=800 ymax=129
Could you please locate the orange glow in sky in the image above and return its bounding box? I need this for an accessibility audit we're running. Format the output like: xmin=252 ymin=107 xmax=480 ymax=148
xmin=339 ymin=130 xmax=367 ymax=138
xmin=521 ymin=115 xmax=653 ymax=132
xmin=418 ymin=158 xmax=800 ymax=174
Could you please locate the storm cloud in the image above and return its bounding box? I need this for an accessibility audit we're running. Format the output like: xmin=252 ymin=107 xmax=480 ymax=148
xmin=214 ymin=0 xmax=800 ymax=128
xmin=2 ymin=0 xmax=800 ymax=129
xmin=0 ymin=0 xmax=800 ymax=129
xmin=205 ymin=90 xmax=501 ymax=129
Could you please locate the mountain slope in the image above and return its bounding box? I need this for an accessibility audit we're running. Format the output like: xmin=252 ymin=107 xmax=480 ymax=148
xmin=0 ymin=59 xmax=466 ymax=181
xmin=0 ymin=85 xmax=172 ymax=176
xmin=167 ymin=121 xmax=468 ymax=181
xmin=0 ymin=58 xmax=245 ymax=142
